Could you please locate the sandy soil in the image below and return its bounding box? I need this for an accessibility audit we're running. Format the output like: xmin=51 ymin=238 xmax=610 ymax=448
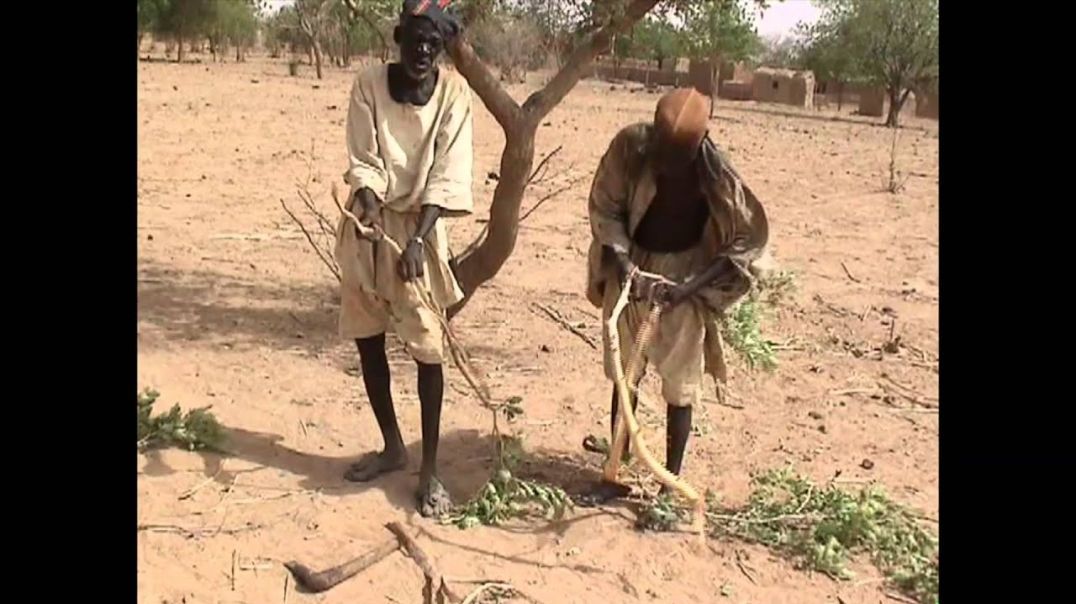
xmin=137 ymin=54 xmax=938 ymax=604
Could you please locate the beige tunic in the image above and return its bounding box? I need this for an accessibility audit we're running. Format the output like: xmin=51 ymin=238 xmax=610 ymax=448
xmin=586 ymin=123 xmax=769 ymax=405
xmin=334 ymin=64 xmax=474 ymax=362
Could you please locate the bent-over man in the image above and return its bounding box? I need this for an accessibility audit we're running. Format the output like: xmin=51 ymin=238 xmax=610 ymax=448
xmin=581 ymin=88 xmax=770 ymax=503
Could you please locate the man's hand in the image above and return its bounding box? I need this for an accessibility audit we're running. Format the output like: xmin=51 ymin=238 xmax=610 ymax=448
xmin=613 ymin=249 xmax=674 ymax=302
xmin=660 ymin=280 xmax=697 ymax=308
xmin=351 ymin=188 xmax=382 ymax=238
xmin=397 ymin=239 xmax=425 ymax=281
xmin=631 ymin=272 xmax=675 ymax=302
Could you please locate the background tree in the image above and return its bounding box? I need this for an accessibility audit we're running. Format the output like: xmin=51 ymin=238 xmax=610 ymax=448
xmin=295 ymin=0 xmax=335 ymax=79
xmin=756 ymin=34 xmax=800 ymax=69
xmin=264 ymin=7 xmax=305 ymax=58
xmin=138 ymin=0 xmax=172 ymax=53
xmin=620 ymin=14 xmax=685 ymax=70
xmin=470 ymin=6 xmax=547 ymax=83
xmin=796 ymin=18 xmax=857 ymax=111
xmin=802 ymin=0 xmax=938 ymax=127
xmin=681 ymin=0 xmax=762 ymax=117
xmin=206 ymin=0 xmax=259 ymax=62
xmin=158 ymin=0 xmax=216 ymax=63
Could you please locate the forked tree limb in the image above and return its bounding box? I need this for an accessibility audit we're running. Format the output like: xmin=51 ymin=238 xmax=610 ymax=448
xmin=443 ymin=0 xmax=662 ymax=316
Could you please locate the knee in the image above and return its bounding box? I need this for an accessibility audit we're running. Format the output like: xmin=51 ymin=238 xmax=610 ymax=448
xmin=661 ymin=381 xmax=699 ymax=409
xmin=415 ymin=360 xmax=443 ymax=374
xmin=355 ymin=334 xmax=387 ymax=359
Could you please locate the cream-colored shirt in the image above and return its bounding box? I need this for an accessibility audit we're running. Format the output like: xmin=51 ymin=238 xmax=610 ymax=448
xmin=335 ymin=63 xmax=474 ymax=310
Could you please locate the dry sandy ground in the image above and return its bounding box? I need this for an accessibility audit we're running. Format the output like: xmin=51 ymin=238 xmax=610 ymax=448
xmin=137 ymin=55 xmax=938 ymax=604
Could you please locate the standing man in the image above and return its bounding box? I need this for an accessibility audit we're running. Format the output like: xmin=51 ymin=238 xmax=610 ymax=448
xmin=581 ymin=88 xmax=770 ymax=503
xmin=334 ymin=0 xmax=472 ymax=517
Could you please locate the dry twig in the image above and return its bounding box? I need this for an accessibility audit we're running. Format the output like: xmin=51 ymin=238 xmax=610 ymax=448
xmin=386 ymin=521 xmax=461 ymax=604
xmin=840 ymin=261 xmax=860 ymax=283
xmin=280 ymin=198 xmax=341 ymax=282
xmin=137 ymin=523 xmax=263 ymax=539
xmin=527 ymin=145 xmax=563 ymax=184
xmin=531 ymin=302 xmax=598 ymax=349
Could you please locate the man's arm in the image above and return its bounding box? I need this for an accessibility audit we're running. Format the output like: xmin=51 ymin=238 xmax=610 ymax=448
xmin=418 ymin=80 xmax=474 ymax=217
xmin=345 ymin=74 xmax=389 ymax=233
xmin=399 ymin=80 xmax=474 ymax=281
xmin=589 ymin=130 xmax=636 ymax=277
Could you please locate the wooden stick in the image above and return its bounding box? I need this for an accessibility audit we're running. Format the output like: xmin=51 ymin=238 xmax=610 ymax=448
xmin=527 ymin=145 xmax=563 ymax=184
xmin=280 ymin=198 xmax=341 ymax=282
xmin=840 ymin=261 xmax=860 ymax=283
xmin=386 ymin=522 xmax=461 ymax=604
xmin=531 ymin=302 xmax=597 ymax=349
xmin=283 ymin=531 xmax=405 ymax=593
xmin=178 ymin=466 xmax=223 ymax=501
xmin=601 ymin=275 xmax=705 ymax=534
xmin=137 ymin=523 xmax=263 ymax=539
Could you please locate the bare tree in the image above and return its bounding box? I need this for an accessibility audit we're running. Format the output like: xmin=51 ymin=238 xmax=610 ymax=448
xmin=296 ymin=0 xmax=334 ymax=79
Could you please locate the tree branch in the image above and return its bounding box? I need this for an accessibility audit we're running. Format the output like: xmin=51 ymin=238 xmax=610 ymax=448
xmin=342 ymin=0 xmax=390 ymax=63
xmin=447 ymin=37 xmax=522 ymax=131
xmin=522 ymin=0 xmax=661 ymax=119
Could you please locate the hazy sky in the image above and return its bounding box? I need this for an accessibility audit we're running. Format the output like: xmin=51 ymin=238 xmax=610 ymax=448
xmin=266 ymin=1 xmax=823 ymax=39
xmin=755 ymin=1 xmax=822 ymax=39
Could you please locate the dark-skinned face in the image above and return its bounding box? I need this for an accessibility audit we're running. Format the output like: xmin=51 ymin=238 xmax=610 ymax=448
xmin=396 ymin=17 xmax=444 ymax=81
xmin=652 ymin=128 xmax=700 ymax=178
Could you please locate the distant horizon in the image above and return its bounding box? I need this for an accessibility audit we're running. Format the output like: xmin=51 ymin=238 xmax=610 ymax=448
xmin=265 ymin=0 xmax=823 ymax=39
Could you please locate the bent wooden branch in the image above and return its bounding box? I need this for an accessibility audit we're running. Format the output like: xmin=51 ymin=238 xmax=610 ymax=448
xmin=601 ymin=273 xmax=705 ymax=534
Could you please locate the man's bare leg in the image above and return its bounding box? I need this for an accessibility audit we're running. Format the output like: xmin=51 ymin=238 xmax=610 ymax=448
xmin=344 ymin=334 xmax=409 ymax=482
xmin=659 ymin=404 xmax=692 ymax=494
xmin=416 ymin=361 xmax=452 ymax=517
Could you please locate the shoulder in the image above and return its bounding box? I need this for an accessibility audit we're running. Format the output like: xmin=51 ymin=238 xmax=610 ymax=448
xmin=612 ymin=122 xmax=651 ymax=148
xmin=438 ymin=67 xmax=472 ymax=103
xmin=700 ymin=136 xmax=743 ymax=183
xmin=352 ymin=63 xmax=388 ymax=96
xmin=605 ymin=122 xmax=652 ymax=160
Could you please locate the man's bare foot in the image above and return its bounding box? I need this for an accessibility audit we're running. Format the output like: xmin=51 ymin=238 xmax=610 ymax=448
xmin=582 ymin=434 xmax=631 ymax=462
xmin=416 ymin=475 xmax=453 ymax=518
xmin=343 ymin=449 xmax=408 ymax=482
xmin=574 ymin=480 xmax=632 ymax=507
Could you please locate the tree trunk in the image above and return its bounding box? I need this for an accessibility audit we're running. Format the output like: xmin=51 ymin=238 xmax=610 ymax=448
xmin=709 ymin=60 xmax=718 ymax=119
xmin=236 ymin=45 xmax=242 ymax=63
xmin=138 ymin=32 xmax=144 ymax=55
xmin=886 ymin=87 xmax=911 ymax=128
xmin=313 ymin=40 xmax=325 ymax=79
xmin=178 ymin=34 xmax=185 ymax=63
xmin=307 ymin=46 xmax=315 ymax=66
xmin=443 ymin=0 xmax=662 ymax=318
xmin=344 ymin=34 xmax=352 ymax=67
xmin=837 ymin=81 xmax=844 ymax=111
